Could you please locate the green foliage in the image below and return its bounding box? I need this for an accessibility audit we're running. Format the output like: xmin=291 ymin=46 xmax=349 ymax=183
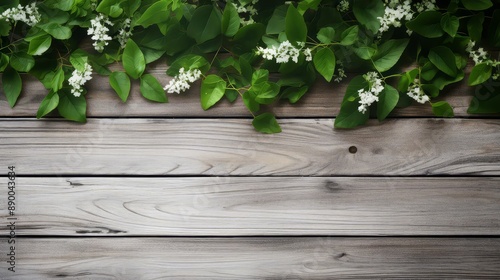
xmin=0 ymin=0 xmax=498 ymax=133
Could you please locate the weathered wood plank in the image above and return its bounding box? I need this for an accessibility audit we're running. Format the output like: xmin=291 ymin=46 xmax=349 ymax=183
xmin=1 ymin=118 xmax=499 ymax=176
xmin=0 ymin=71 xmax=478 ymax=118
xmin=2 ymin=238 xmax=500 ymax=279
xmin=2 ymin=177 xmax=499 ymax=236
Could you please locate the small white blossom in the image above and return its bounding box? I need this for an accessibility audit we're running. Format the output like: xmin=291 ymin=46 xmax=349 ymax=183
xmin=88 ymin=13 xmax=113 ymax=52
xmin=406 ymin=80 xmax=429 ymax=104
xmin=68 ymin=63 xmax=93 ymax=97
xmin=466 ymin=41 xmax=489 ymax=65
xmin=414 ymin=0 xmax=437 ymax=13
xmin=164 ymin=68 xmax=202 ymax=94
xmin=493 ymin=73 xmax=499 ymax=80
xmin=358 ymin=72 xmax=384 ymax=114
xmin=0 ymin=3 xmax=41 ymax=26
xmin=115 ymin=18 xmax=132 ymax=49
xmin=232 ymin=0 xmax=258 ymax=26
xmin=377 ymin=0 xmax=413 ymax=36
xmin=256 ymin=40 xmax=311 ymax=64
xmin=337 ymin=0 xmax=350 ymax=13
xmin=333 ymin=62 xmax=347 ymax=83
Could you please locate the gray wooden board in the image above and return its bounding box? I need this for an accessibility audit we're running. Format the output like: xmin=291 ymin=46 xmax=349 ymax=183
xmin=0 ymin=177 xmax=498 ymax=236
xmin=0 ymin=72 xmax=479 ymax=118
xmin=1 ymin=238 xmax=500 ymax=279
xmin=1 ymin=118 xmax=499 ymax=176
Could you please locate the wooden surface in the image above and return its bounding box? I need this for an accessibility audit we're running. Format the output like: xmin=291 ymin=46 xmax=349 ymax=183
xmin=1 ymin=63 xmax=500 ymax=278
xmin=2 ymin=238 xmax=500 ymax=279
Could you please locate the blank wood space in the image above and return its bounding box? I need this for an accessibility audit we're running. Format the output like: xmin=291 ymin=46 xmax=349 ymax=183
xmin=2 ymin=237 xmax=500 ymax=279
xmin=3 ymin=177 xmax=499 ymax=236
xmin=1 ymin=118 xmax=499 ymax=176
xmin=0 ymin=71 xmax=476 ymax=118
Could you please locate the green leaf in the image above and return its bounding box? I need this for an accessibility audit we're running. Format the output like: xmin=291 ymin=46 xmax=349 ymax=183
xmin=37 ymin=91 xmax=59 ymax=119
xmin=428 ymin=46 xmax=458 ymax=77
xmin=313 ymin=47 xmax=335 ymax=82
xmin=340 ymin=25 xmax=359 ymax=46
xmin=135 ymin=0 xmax=169 ymax=27
xmin=122 ymin=0 xmax=141 ymax=16
xmin=232 ymin=23 xmax=265 ymax=55
xmin=0 ymin=53 xmax=9 ymax=72
xmin=69 ymin=49 xmax=89 ymax=71
xmin=461 ymin=0 xmax=492 ymax=11
xmin=468 ymin=63 xmax=492 ymax=86
xmin=487 ymin=10 xmax=500 ymax=47
xmin=10 ymin=52 xmax=35 ymax=72
xmin=440 ymin=14 xmax=459 ymax=37
xmin=225 ymin=89 xmax=238 ymax=103
xmin=281 ymin=85 xmax=308 ymax=103
xmin=354 ymin=45 xmax=377 ymax=60
xmin=222 ymin=2 xmax=239 ymax=37
xmin=140 ymin=74 xmax=167 ymax=103
xmin=372 ymin=39 xmax=408 ymax=73
xmin=28 ymin=35 xmax=52 ymax=56
xmin=57 ymin=91 xmax=87 ymax=122
xmin=110 ymin=71 xmax=131 ymax=102
xmin=51 ymin=68 xmax=65 ymax=92
xmin=2 ymin=67 xmax=22 ymax=108
xmin=353 ymin=0 xmax=384 ymax=34
xmin=468 ymin=84 xmax=500 ymax=113
xmin=406 ymin=11 xmax=444 ymax=38
xmin=266 ymin=5 xmax=287 ymax=35
xmin=468 ymin=13 xmax=484 ymax=42
xmin=377 ymin=84 xmax=399 ymax=121
xmin=252 ymin=82 xmax=280 ymax=103
xmin=252 ymin=113 xmax=282 ymax=134
xmin=166 ymin=54 xmax=210 ymax=76
xmin=201 ymin=75 xmax=226 ymax=110
xmin=432 ymin=101 xmax=454 ymax=117
xmin=187 ymin=5 xmax=222 ymax=44
xmin=243 ymin=90 xmax=260 ymax=112
xmin=44 ymin=0 xmax=75 ymax=11
xmin=297 ymin=0 xmax=322 ymax=14
xmin=334 ymin=76 xmax=370 ymax=128
xmin=123 ymin=39 xmax=145 ymax=79
xmin=40 ymin=23 xmax=72 ymax=40
xmin=285 ymin=4 xmax=307 ymax=44
xmin=432 ymin=71 xmax=464 ymax=90
xmin=316 ymin=27 xmax=335 ymax=44
xmin=96 ymin=0 xmax=124 ymax=17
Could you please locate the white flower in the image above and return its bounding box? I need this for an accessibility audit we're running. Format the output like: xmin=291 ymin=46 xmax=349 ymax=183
xmin=493 ymin=73 xmax=499 ymax=80
xmin=0 ymin=3 xmax=41 ymax=26
xmin=466 ymin=41 xmax=490 ymax=65
xmin=256 ymin=40 xmax=311 ymax=64
xmin=414 ymin=0 xmax=437 ymax=13
xmin=406 ymin=80 xmax=429 ymax=104
xmin=377 ymin=0 xmax=413 ymax=36
xmin=115 ymin=18 xmax=132 ymax=49
xmin=358 ymin=72 xmax=384 ymax=113
xmin=164 ymin=68 xmax=202 ymax=94
xmin=333 ymin=62 xmax=347 ymax=83
xmin=68 ymin=62 xmax=93 ymax=97
xmin=87 ymin=13 xmax=113 ymax=52
xmin=232 ymin=0 xmax=258 ymax=26
xmin=337 ymin=0 xmax=350 ymax=13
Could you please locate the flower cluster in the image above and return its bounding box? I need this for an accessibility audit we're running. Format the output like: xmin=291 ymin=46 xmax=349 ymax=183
xmin=358 ymin=72 xmax=384 ymax=114
xmin=164 ymin=68 xmax=202 ymax=94
xmin=337 ymin=0 xmax=349 ymax=13
xmin=377 ymin=0 xmax=437 ymax=37
xmin=232 ymin=0 xmax=258 ymax=26
xmin=406 ymin=80 xmax=429 ymax=104
xmin=333 ymin=61 xmax=347 ymax=83
xmin=256 ymin=41 xmax=312 ymax=63
xmin=378 ymin=0 xmax=413 ymax=35
xmin=68 ymin=63 xmax=93 ymax=97
xmin=116 ymin=18 xmax=132 ymax=49
xmin=88 ymin=13 xmax=113 ymax=52
xmin=466 ymin=41 xmax=489 ymax=65
xmin=0 ymin=3 xmax=41 ymax=27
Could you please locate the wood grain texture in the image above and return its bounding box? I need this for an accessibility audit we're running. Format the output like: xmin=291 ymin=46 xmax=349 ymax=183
xmin=1 ymin=118 xmax=499 ymax=176
xmin=2 ymin=238 xmax=500 ymax=279
xmin=0 ymin=69 xmax=478 ymax=118
xmin=2 ymin=177 xmax=499 ymax=236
